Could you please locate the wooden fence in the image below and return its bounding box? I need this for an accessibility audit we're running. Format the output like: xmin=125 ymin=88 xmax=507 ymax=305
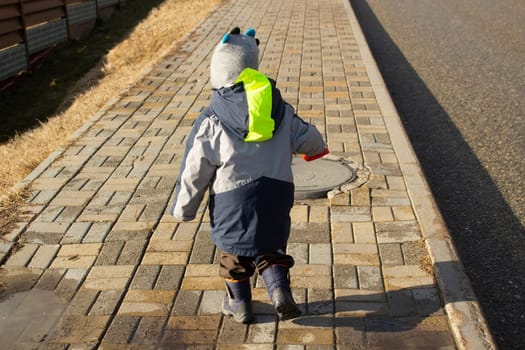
xmin=0 ymin=0 xmax=127 ymax=83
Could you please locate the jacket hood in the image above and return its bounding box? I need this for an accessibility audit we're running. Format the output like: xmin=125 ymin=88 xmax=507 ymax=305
xmin=209 ymin=68 xmax=285 ymax=142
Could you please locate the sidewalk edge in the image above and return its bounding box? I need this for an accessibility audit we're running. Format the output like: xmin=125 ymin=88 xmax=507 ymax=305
xmin=343 ymin=0 xmax=497 ymax=349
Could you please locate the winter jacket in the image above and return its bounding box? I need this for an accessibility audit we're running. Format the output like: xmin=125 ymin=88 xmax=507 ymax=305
xmin=170 ymin=68 xmax=327 ymax=257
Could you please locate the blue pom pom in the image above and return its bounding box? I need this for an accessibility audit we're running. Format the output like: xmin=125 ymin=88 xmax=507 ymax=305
xmin=221 ymin=33 xmax=231 ymax=44
xmin=245 ymin=28 xmax=256 ymax=37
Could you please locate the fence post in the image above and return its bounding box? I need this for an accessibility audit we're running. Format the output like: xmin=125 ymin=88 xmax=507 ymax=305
xmin=18 ymin=0 xmax=30 ymax=72
xmin=63 ymin=0 xmax=72 ymax=40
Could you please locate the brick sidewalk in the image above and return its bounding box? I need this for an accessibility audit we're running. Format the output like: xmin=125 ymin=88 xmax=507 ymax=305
xmin=0 ymin=0 xmax=494 ymax=349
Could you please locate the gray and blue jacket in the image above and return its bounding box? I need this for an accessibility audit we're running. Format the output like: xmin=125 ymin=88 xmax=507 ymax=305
xmin=170 ymin=68 xmax=327 ymax=257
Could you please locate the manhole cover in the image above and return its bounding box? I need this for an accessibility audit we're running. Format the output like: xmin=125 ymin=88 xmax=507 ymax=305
xmin=292 ymin=155 xmax=356 ymax=199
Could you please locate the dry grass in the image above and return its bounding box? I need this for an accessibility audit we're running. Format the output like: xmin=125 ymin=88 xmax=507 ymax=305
xmin=0 ymin=189 xmax=30 ymax=237
xmin=0 ymin=0 xmax=222 ymax=199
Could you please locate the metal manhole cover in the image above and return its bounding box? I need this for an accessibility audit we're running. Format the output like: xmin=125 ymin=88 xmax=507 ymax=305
xmin=292 ymin=156 xmax=356 ymax=199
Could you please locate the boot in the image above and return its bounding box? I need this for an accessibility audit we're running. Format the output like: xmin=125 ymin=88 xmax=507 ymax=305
xmin=261 ymin=265 xmax=301 ymax=321
xmin=222 ymin=279 xmax=254 ymax=324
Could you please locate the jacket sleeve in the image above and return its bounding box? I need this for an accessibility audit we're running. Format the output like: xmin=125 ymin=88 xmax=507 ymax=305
xmin=291 ymin=114 xmax=329 ymax=160
xmin=170 ymin=118 xmax=218 ymax=221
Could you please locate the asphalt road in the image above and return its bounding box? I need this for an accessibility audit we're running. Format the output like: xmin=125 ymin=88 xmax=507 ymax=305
xmin=350 ymin=0 xmax=525 ymax=348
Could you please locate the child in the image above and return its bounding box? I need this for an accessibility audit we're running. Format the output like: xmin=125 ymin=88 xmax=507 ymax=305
xmin=170 ymin=27 xmax=328 ymax=323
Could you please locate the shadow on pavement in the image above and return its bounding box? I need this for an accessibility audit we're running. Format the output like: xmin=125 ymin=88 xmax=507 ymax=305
xmin=350 ymin=0 xmax=525 ymax=348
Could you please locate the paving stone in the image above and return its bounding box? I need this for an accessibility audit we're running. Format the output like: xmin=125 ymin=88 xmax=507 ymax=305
xmin=95 ymin=241 xmax=125 ymax=266
xmin=387 ymin=288 xmax=418 ymax=317
xmin=199 ymin=290 xmax=224 ymax=314
xmin=142 ymin=251 xmax=189 ymax=265
xmin=334 ymin=253 xmax=379 ymax=266
xmin=189 ymin=226 xmax=215 ymax=264
xmin=276 ymin=346 xmax=303 ymax=350
xmin=28 ymin=244 xmax=60 ymax=268
xmin=308 ymin=206 xmax=328 ymax=223
xmin=246 ymin=315 xmax=276 ymax=343
xmin=102 ymin=315 xmax=140 ymax=344
xmin=365 ymin=317 xmax=455 ymax=348
xmin=309 ymin=243 xmax=331 ymax=264
xmin=372 ymin=197 xmax=411 ymax=207
xmin=120 ymin=204 xmax=146 ymax=222
xmin=392 ymin=206 xmax=415 ymax=221
xmin=167 ymin=315 xmax=222 ymax=330
xmin=55 ymin=268 xmax=89 ymax=301
xmin=119 ymin=290 xmax=175 ymax=317
xmin=4 ymin=243 xmax=39 ymax=266
xmin=367 ymin=174 xmax=388 ymax=189
xmin=49 ymin=315 xmax=110 ymax=344
xmin=30 ymin=190 xmax=58 ymax=205
xmin=292 ymin=265 xmax=332 ymax=289
xmin=335 ymin=289 xmax=386 ymax=303
xmin=129 ymin=265 xmax=160 ymax=289
xmin=287 ymin=242 xmax=308 ymax=264
xmin=289 ymin=223 xmax=330 ymax=244
xmin=35 ymin=268 xmax=65 ymax=290
xmin=51 ymin=191 xmax=96 ymax=207
xmin=357 ymin=266 xmax=383 ymax=290
xmin=401 ymin=241 xmax=428 ymax=265
xmin=62 ymin=222 xmax=92 ymax=244
xmin=333 ymin=265 xmax=358 ymax=289
xmin=160 ymin=329 xmax=218 ymax=345
xmin=37 ymin=205 xmax=65 ymax=221
xmin=352 ymin=222 xmax=376 ymax=243
xmin=65 ymin=290 xmax=99 ymax=316
xmin=150 ymin=222 xmax=177 ymax=240
xmin=412 ymin=287 xmax=444 ymax=317
xmin=305 ymin=345 xmax=335 ymax=350
xmin=277 ymin=328 xmax=333 ymax=345
xmin=331 ymin=222 xmax=353 ymax=243
xmin=141 ymin=203 xmax=168 ymax=222
xmin=82 ymin=265 xmax=134 ymax=291
xmin=105 ymin=222 xmax=153 ymax=242
xmin=131 ymin=316 xmax=166 ymax=345
xmin=372 ymin=206 xmax=394 ymax=222
xmin=117 ymin=239 xmax=146 ymax=265
xmin=307 ymin=289 xmax=334 ymax=315
xmin=57 ymin=243 xmax=102 ymax=257
xmin=386 ymin=176 xmax=406 ymax=190
xmin=89 ymin=290 xmax=123 ymax=316
xmin=171 ymin=290 xmax=202 ymax=315
xmin=83 ymin=222 xmax=112 ymax=243
xmin=378 ymin=243 xmax=404 ymax=265
xmin=147 ymin=239 xmax=193 ymax=252
xmin=24 ymin=230 xmax=66 ymax=244
xmin=375 ymin=222 xmax=421 ymax=243
xmin=350 ymin=186 xmax=370 ymax=206
xmin=50 ymin=255 xmax=97 ymax=269
xmin=329 ymin=191 xmax=350 ymax=206
xmin=2 ymin=222 xmax=27 ymax=242
xmin=290 ymin=205 xmax=308 ymax=223
xmin=155 ymin=265 xmax=185 ymax=290
xmin=335 ymin=317 xmax=366 ymax=348
xmin=382 ymin=265 xmax=434 ymax=290
xmin=330 ymin=207 xmax=371 ymax=223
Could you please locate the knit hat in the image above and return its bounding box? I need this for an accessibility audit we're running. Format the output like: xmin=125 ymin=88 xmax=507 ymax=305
xmin=210 ymin=27 xmax=260 ymax=89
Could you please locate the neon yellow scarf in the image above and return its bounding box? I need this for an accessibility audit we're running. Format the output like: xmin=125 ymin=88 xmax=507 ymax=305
xmin=235 ymin=68 xmax=274 ymax=142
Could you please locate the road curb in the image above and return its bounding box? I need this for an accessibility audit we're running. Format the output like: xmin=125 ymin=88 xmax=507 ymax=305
xmin=343 ymin=1 xmax=497 ymax=349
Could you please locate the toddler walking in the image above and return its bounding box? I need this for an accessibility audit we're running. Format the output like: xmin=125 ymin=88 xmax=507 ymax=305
xmin=171 ymin=27 xmax=328 ymax=323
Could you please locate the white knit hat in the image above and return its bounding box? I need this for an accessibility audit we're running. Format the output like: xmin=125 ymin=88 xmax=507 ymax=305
xmin=210 ymin=27 xmax=260 ymax=89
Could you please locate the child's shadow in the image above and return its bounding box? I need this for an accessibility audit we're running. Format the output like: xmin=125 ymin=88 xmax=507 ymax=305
xmin=292 ymin=284 xmax=443 ymax=327
xmin=251 ymin=284 xmax=444 ymax=327
xmin=290 ymin=284 xmax=460 ymax=348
